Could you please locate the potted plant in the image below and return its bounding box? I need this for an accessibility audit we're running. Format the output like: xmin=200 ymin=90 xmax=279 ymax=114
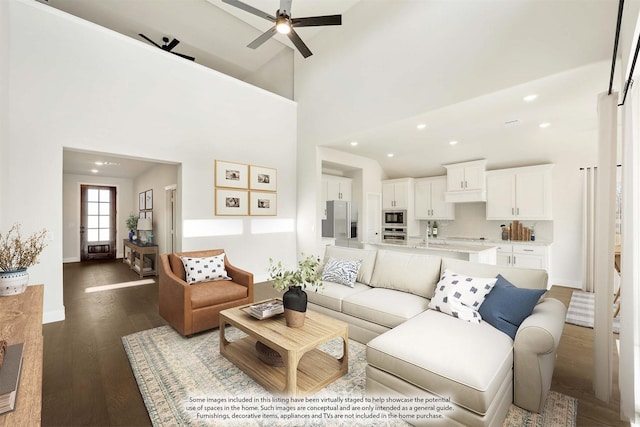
xmin=0 ymin=224 xmax=48 ymax=296
xmin=267 ymin=253 xmax=322 ymax=327
xmin=126 ymin=214 xmax=138 ymax=241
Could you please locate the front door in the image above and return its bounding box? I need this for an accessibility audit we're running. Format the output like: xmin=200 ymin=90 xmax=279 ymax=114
xmin=80 ymin=185 xmax=117 ymax=261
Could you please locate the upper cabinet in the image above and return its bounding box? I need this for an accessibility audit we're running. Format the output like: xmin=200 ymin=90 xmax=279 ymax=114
xmin=321 ymin=175 xmax=352 ymax=219
xmin=415 ymin=176 xmax=455 ymax=220
xmin=486 ymin=164 xmax=554 ymax=220
xmin=382 ymin=178 xmax=413 ymax=209
xmin=444 ymin=159 xmax=487 ymax=203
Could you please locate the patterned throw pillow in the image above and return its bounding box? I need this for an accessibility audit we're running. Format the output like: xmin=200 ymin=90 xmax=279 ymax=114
xmin=321 ymin=257 xmax=363 ymax=288
xmin=179 ymin=254 xmax=231 ymax=285
xmin=428 ymin=269 xmax=497 ymax=323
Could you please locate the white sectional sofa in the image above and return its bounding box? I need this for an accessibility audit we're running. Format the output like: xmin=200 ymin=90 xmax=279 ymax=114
xmin=307 ymin=245 xmax=567 ymax=427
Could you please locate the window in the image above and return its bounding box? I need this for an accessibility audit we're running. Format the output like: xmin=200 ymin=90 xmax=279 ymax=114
xmin=87 ymin=188 xmax=111 ymax=242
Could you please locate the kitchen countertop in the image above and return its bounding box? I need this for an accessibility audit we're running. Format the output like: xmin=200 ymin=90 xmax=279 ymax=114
xmin=430 ymin=236 xmax=553 ymax=246
xmin=372 ymin=241 xmax=498 ymax=254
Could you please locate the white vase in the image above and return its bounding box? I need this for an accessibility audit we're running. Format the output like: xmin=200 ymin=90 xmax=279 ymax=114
xmin=0 ymin=269 xmax=29 ymax=296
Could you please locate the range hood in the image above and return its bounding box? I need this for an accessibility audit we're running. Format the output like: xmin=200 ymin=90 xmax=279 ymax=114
xmin=445 ymin=189 xmax=486 ymax=203
xmin=443 ymin=159 xmax=487 ymax=203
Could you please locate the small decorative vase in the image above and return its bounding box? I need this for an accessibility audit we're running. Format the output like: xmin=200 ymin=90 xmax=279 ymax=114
xmin=0 ymin=269 xmax=29 ymax=296
xmin=128 ymin=230 xmax=135 ymax=241
xmin=282 ymin=285 xmax=307 ymax=328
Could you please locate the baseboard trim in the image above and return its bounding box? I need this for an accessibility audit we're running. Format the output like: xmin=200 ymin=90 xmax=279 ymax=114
xmin=63 ymin=257 xmax=80 ymax=263
xmin=43 ymin=308 xmax=65 ymax=324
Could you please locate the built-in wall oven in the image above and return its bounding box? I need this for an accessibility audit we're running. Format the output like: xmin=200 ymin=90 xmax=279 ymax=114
xmin=383 ymin=210 xmax=407 ymax=227
xmin=382 ymin=227 xmax=407 ymax=243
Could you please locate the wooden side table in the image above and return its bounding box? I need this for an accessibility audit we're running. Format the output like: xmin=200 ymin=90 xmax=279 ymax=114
xmin=122 ymin=239 xmax=158 ymax=278
xmin=0 ymin=285 xmax=43 ymax=426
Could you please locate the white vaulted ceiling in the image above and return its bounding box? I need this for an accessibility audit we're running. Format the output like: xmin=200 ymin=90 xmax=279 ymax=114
xmin=42 ymin=0 xmax=626 ymax=178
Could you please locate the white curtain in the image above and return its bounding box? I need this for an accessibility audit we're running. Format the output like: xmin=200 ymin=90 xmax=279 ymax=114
xmin=619 ymin=79 xmax=640 ymax=424
xmin=582 ymin=166 xmax=596 ymax=293
xmin=592 ymin=91 xmax=617 ymax=402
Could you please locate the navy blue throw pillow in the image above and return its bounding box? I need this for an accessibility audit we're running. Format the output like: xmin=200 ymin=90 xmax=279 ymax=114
xmin=478 ymin=274 xmax=546 ymax=340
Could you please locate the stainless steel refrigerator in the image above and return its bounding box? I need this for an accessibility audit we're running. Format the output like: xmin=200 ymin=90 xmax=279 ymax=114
xmin=322 ymin=201 xmax=352 ymax=243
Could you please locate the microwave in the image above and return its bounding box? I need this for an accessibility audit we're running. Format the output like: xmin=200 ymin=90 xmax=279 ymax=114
xmin=383 ymin=210 xmax=407 ymax=226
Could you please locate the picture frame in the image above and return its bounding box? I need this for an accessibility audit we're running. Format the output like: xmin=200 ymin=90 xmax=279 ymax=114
xmin=145 ymin=211 xmax=153 ymax=222
xmin=250 ymin=191 xmax=277 ymax=216
xmin=145 ymin=189 xmax=153 ymax=210
xmin=215 ymin=160 xmax=249 ymax=189
xmin=249 ymin=165 xmax=277 ymax=192
xmin=139 ymin=192 xmax=145 ymax=210
xmin=215 ymin=189 xmax=249 ymax=216
xmin=139 ymin=211 xmax=145 ymax=219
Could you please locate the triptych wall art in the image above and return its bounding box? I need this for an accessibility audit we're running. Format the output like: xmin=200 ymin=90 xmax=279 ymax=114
xmin=214 ymin=160 xmax=277 ymax=216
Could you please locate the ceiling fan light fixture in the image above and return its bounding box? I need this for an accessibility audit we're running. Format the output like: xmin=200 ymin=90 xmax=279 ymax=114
xmin=276 ymin=17 xmax=291 ymax=34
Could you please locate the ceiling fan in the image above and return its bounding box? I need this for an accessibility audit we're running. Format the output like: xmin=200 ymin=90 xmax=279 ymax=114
xmin=138 ymin=34 xmax=196 ymax=61
xmin=221 ymin=0 xmax=341 ymax=58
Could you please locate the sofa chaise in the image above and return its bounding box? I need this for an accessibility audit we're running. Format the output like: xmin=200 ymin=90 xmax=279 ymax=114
xmin=307 ymin=245 xmax=566 ymax=427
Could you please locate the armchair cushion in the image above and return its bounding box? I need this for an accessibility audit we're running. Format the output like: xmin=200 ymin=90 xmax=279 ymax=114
xmin=190 ymin=281 xmax=249 ymax=309
xmin=180 ymin=254 xmax=231 ymax=284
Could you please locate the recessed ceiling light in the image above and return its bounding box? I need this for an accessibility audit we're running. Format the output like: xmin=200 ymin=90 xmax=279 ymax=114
xmin=449 ymin=140 xmax=458 ymax=146
xmin=539 ymin=122 xmax=551 ymax=128
xmin=387 ymin=153 xmax=394 ymax=158
xmin=416 ymin=123 xmax=427 ymax=130
xmin=91 ymin=169 xmax=99 ymax=173
xmin=523 ymin=94 xmax=538 ymax=102
xmin=350 ymin=141 xmax=358 ymax=146
xmin=94 ymin=161 xmax=103 ymax=166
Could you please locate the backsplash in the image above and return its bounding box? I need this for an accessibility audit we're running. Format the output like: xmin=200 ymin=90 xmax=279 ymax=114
xmin=417 ymin=202 xmax=554 ymax=242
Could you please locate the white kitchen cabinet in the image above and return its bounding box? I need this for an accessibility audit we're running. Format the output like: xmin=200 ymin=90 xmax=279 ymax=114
xmin=321 ymin=175 xmax=352 ymax=219
xmin=415 ymin=176 xmax=455 ymax=220
xmin=494 ymin=243 xmax=549 ymax=271
xmin=444 ymin=160 xmax=487 ymax=202
xmin=486 ymin=164 xmax=553 ymax=220
xmin=382 ymin=179 xmax=412 ymax=209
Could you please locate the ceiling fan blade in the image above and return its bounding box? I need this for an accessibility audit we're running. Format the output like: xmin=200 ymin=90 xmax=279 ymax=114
xmin=279 ymin=0 xmax=293 ymax=16
xmin=292 ymin=15 xmax=342 ymax=27
xmin=287 ymin=28 xmax=312 ymax=58
xmin=138 ymin=33 xmax=161 ymax=48
xmin=172 ymin=52 xmax=195 ymax=61
xmin=221 ymin=0 xmax=276 ymax=22
xmin=164 ymin=38 xmax=180 ymax=51
xmin=247 ymin=26 xmax=277 ymax=49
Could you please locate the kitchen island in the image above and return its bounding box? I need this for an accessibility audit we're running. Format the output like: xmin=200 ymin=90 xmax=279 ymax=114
xmin=364 ymin=239 xmax=498 ymax=265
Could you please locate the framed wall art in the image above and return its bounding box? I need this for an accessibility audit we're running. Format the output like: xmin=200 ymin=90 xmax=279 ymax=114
xmin=215 ymin=189 xmax=249 ymax=216
xmin=215 ymin=160 xmax=248 ymax=189
xmin=139 ymin=192 xmax=146 ymax=210
xmin=145 ymin=189 xmax=153 ymax=210
xmin=250 ymin=191 xmax=277 ymax=216
xmin=249 ymin=165 xmax=277 ymax=192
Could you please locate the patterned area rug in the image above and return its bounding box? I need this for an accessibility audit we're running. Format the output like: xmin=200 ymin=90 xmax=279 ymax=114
xmin=565 ymin=290 xmax=620 ymax=333
xmin=122 ymin=325 xmax=577 ymax=426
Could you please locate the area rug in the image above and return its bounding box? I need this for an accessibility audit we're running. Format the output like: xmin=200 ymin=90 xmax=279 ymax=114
xmin=565 ymin=290 xmax=620 ymax=333
xmin=122 ymin=325 xmax=577 ymax=427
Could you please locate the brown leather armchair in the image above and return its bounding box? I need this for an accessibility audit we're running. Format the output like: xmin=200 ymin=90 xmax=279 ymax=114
xmin=159 ymin=249 xmax=254 ymax=336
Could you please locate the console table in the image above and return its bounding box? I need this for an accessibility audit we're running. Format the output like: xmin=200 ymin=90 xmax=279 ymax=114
xmin=0 ymin=285 xmax=43 ymax=426
xmin=123 ymin=239 xmax=158 ymax=278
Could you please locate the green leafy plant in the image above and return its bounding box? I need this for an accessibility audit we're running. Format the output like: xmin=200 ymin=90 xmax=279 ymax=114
xmin=126 ymin=214 xmax=139 ymax=231
xmin=0 ymin=223 xmax=48 ymax=271
xmin=267 ymin=253 xmax=323 ymax=292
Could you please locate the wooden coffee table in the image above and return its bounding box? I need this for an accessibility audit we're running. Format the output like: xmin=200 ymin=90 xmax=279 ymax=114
xmin=219 ymin=301 xmax=348 ymax=396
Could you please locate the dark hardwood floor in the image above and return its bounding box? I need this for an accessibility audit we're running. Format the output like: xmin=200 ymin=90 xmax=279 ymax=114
xmin=42 ymin=261 xmax=628 ymax=426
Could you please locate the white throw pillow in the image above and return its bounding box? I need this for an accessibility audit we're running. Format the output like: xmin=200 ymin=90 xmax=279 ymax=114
xmin=321 ymin=257 xmax=362 ymax=288
xmin=180 ymin=254 xmax=231 ymax=284
xmin=428 ymin=269 xmax=497 ymax=323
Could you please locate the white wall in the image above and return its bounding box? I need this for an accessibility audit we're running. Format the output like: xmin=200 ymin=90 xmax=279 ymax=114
xmin=62 ymin=174 xmax=135 ymax=262
xmin=5 ymin=0 xmax=298 ymax=322
xmin=244 ymin=48 xmax=294 ymax=100
xmin=133 ymin=163 xmax=179 ymax=256
xmin=0 ymin=0 xmax=8 ymax=226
